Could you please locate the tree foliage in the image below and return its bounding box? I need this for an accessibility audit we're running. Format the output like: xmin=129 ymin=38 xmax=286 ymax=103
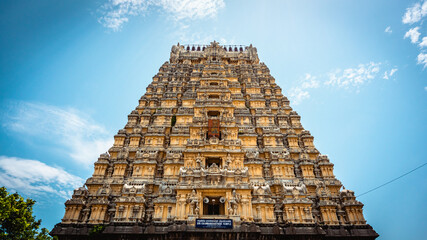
xmin=0 ymin=187 xmax=53 ymax=240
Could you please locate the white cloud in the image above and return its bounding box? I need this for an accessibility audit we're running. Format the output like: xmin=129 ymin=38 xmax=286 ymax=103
xmin=160 ymin=0 xmax=225 ymax=21
xmin=2 ymin=102 xmax=113 ymax=167
xmin=424 ymin=86 xmax=427 ymax=91
xmin=417 ymin=52 xmax=427 ymax=68
xmin=383 ymin=68 xmax=398 ymax=79
xmin=402 ymin=1 xmax=427 ymax=24
xmin=98 ymin=0 xmax=151 ymax=31
xmin=385 ymin=26 xmax=392 ymax=34
xmin=325 ymin=62 xmax=381 ymax=89
xmin=420 ymin=36 xmax=427 ymax=47
xmin=402 ymin=2 xmax=427 ymax=68
xmin=301 ymin=73 xmax=320 ymax=89
xmin=288 ymin=74 xmax=319 ymax=105
xmin=0 ymin=156 xmax=83 ymax=199
xmin=98 ymin=0 xmax=225 ymax=31
xmin=288 ymin=63 xmax=394 ymax=104
xmin=288 ymin=88 xmax=310 ymax=105
xmin=172 ymin=23 xmax=235 ymax=44
xmin=404 ymin=27 xmax=421 ymax=43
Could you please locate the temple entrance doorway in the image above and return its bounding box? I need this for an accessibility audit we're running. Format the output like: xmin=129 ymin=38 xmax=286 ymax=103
xmin=203 ymin=197 xmax=225 ymax=215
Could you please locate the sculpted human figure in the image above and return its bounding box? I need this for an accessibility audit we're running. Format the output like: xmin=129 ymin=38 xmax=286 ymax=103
xmin=118 ymin=147 xmax=129 ymax=159
xmin=195 ymin=206 xmax=200 ymax=216
xmin=192 ymin=130 xmax=198 ymax=138
xmin=195 ymin=153 xmax=203 ymax=168
xmin=222 ymin=128 xmax=229 ymax=139
xmin=228 ymin=205 xmax=233 ymax=216
xmin=189 ymin=190 xmax=198 ymax=215
xmin=235 ymin=158 xmax=241 ymax=168
xmin=229 ymin=190 xmax=240 ymax=215
xmin=200 ymin=128 xmax=205 ymax=140
xmin=136 ymin=150 xmax=144 ymax=159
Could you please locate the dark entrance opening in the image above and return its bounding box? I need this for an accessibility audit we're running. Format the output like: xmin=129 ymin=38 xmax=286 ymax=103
xmin=203 ymin=197 xmax=225 ymax=215
xmin=206 ymin=157 xmax=221 ymax=167
xmin=208 ymin=204 xmax=220 ymax=215
xmin=208 ymin=111 xmax=220 ymax=117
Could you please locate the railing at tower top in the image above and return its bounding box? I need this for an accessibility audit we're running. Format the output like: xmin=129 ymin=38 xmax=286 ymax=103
xmin=181 ymin=44 xmax=248 ymax=52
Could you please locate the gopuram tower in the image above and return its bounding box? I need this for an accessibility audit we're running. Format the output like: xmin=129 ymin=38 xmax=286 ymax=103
xmin=51 ymin=42 xmax=378 ymax=239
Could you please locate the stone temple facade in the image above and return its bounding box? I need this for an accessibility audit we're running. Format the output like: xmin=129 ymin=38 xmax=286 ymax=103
xmin=51 ymin=42 xmax=378 ymax=239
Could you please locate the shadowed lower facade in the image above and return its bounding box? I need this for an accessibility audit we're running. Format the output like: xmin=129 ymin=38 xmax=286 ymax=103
xmin=51 ymin=41 xmax=378 ymax=239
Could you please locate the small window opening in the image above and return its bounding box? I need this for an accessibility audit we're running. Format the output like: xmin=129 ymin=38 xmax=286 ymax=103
xmin=171 ymin=115 xmax=176 ymax=127
xmin=208 ymin=111 xmax=220 ymax=117
xmin=209 ymin=95 xmax=219 ymax=99
xmin=210 ymin=82 xmax=219 ymax=86
xmin=206 ymin=157 xmax=221 ymax=167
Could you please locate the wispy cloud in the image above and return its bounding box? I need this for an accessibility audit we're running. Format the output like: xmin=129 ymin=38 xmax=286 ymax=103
xmin=288 ymin=63 xmax=397 ymax=104
xmin=0 ymin=156 xmax=83 ymax=200
xmin=385 ymin=26 xmax=392 ymax=34
xmin=383 ymin=68 xmax=398 ymax=80
xmin=98 ymin=0 xmax=151 ymax=31
xmin=402 ymin=1 xmax=427 ymax=71
xmin=160 ymin=0 xmax=225 ymax=21
xmin=2 ymin=102 xmax=113 ymax=167
xmin=418 ymin=52 xmax=427 ymax=68
xmin=404 ymin=27 xmax=421 ymax=43
xmin=325 ymin=62 xmax=381 ymax=89
xmin=420 ymin=37 xmax=427 ymax=47
xmin=288 ymin=74 xmax=319 ymax=105
xmin=402 ymin=1 xmax=427 ymax=24
xmin=98 ymin=0 xmax=225 ymax=31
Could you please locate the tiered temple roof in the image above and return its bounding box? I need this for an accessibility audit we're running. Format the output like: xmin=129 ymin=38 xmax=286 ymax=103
xmin=51 ymin=41 xmax=378 ymax=240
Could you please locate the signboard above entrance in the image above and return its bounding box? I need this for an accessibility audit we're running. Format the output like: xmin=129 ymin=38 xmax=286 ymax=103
xmin=195 ymin=219 xmax=233 ymax=229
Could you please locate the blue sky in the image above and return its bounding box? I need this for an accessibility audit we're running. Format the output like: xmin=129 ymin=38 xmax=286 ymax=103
xmin=0 ymin=0 xmax=426 ymax=239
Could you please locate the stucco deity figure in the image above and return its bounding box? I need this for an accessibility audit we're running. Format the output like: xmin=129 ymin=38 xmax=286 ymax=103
xmin=195 ymin=153 xmax=203 ymax=168
xmin=199 ymin=128 xmax=205 ymax=140
xmin=222 ymin=128 xmax=229 ymax=139
xmin=192 ymin=130 xmax=198 ymax=138
xmin=195 ymin=206 xmax=200 ymax=216
xmin=170 ymin=44 xmax=180 ymax=63
xmin=225 ymin=153 xmax=232 ymax=168
xmin=188 ymin=190 xmax=199 ymax=215
xmin=228 ymin=205 xmax=233 ymax=216
xmin=136 ymin=150 xmax=144 ymax=159
xmin=118 ymin=147 xmax=129 ymax=159
xmin=229 ymin=190 xmax=240 ymax=215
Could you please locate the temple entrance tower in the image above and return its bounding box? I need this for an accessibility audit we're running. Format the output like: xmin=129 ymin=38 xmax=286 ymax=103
xmin=52 ymin=41 xmax=378 ymax=240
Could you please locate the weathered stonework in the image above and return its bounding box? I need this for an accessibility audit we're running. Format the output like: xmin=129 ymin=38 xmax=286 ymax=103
xmin=51 ymin=42 xmax=378 ymax=239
